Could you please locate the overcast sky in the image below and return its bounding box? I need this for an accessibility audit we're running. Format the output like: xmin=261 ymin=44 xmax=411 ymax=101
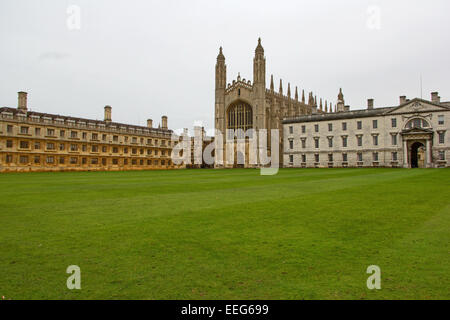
xmin=1 ymin=0 xmax=449 ymax=133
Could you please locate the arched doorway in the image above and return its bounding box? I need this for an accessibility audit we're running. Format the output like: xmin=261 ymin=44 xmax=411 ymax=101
xmin=410 ymin=142 xmax=425 ymax=168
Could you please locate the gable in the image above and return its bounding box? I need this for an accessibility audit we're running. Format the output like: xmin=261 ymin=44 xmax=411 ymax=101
xmin=385 ymin=98 xmax=450 ymax=115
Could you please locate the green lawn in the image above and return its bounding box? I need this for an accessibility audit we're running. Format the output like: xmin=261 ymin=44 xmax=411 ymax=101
xmin=0 ymin=168 xmax=449 ymax=300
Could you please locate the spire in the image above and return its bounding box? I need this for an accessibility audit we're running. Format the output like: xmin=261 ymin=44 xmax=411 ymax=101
xmin=253 ymin=38 xmax=265 ymax=86
xmin=334 ymin=103 xmax=337 ymax=113
xmin=295 ymin=87 xmax=298 ymax=101
xmin=314 ymin=95 xmax=317 ymax=106
xmin=279 ymin=79 xmax=283 ymax=95
xmin=320 ymin=98 xmax=323 ymax=110
xmin=325 ymin=103 xmax=328 ymax=113
xmin=217 ymin=46 xmax=225 ymax=61
xmin=270 ymin=75 xmax=274 ymax=91
xmin=255 ymin=37 xmax=264 ymax=55
xmin=287 ymin=83 xmax=291 ymax=98
xmin=302 ymin=89 xmax=305 ymax=103
xmin=237 ymin=72 xmax=241 ymax=82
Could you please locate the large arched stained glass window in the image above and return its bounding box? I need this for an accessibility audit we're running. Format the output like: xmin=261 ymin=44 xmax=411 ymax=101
xmin=227 ymin=101 xmax=253 ymax=136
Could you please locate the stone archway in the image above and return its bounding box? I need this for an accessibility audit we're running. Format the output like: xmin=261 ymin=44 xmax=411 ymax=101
xmin=410 ymin=142 xmax=425 ymax=168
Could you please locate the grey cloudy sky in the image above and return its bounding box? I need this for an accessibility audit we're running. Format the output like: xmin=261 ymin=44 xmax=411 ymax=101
xmin=1 ymin=0 xmax=449 ymax=133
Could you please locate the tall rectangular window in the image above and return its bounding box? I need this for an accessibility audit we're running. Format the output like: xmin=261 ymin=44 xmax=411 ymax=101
xmin=314 ymin=124 xmax=319 ymax=133
xmin=289 ymin=126 xmax=293 ymax=134
xmin=438 ymin=132 xmax=445 ymax=144
xmin=315 ymin=154 xmax=319 ymax=163
xmin=439 ymin=151 xmax=445 ymax=161
xmin=392 ymin=152 xmax=398 ymax=161
xmin=342 ymin=122 xmax=347 ymax=131
xmin=289 ymin=155 xmax=293 ymax=163
xmin=314 ymin=138 xmax=319 ymax=148
xmin=357 ymin=152 xmax=363 ymax=162
xmin=373 ymin=120 xmax=378 ymax=129
xmin=357 ymin=121 xmax=362 ymax=130
xmin=373 ymin=135 xmax=378 ymax=146
xmin=302 ymin=154 xmax=306 ymax=163
xmin=357 ymin=136 xmax=363 ymax=147
xmin=20 ymin=126 xmax=29 ymax=134
xmin=7 ymin=125 xmax=13 ymax=133
xmin=328 ymin=137 xmax=333 ymax=148
xmin=301 ymin=139 xmax=306 ymax=149
xmin=342 ymin=153 xmax=348 ymax=162
xmin=342 ymin=136 xmax=348 ymax=148
xmin=392 ymin=134 xmax=397 ymax=146
xmin=328 ymin=123 xmax=333 ymax=131
xmin=391 ymin=118 xmax=397 ymax=128
xmin=289 ymin=140 xmax=294 ymax=149
xmin=373 ymin=152 xmax=379 ymax=161
xmin=438 ymin=115 xmax=444 ymax=125
xmin=35 ymin=128 xmax=41 ymax=136
xmin=301 ymin=125 xmax=306 ymax=133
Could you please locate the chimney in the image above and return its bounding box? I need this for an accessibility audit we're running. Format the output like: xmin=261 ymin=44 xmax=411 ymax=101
xmin=399 ymin=96 xmax=407 ymax=105
xmin=161 ymin=116 xmax=168 ymax=130
xmin=147 ymin=119 xmax=153 ymax=128
xmin=431 ymin=92 xmax=440 ymax=104
xmin=104 ymin=105 xmax=112 ymax=123
xmin=18 ymin=91 xmax=28 ymax=111
xmin=367 ymin=99 xmax=374 ymax=110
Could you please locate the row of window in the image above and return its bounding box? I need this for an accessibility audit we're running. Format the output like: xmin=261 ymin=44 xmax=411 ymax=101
xmin=2 ymin=155 xmax=171 ymax=166
xmin=288 ymin=116 xmax=446 ymax=134
xmin=288 ymin=151 xmax=446 ymax=163
xmin=5 ymin=125 xmax=170 ymax=146
xmin=288 ymin=132 xmax=446 ymax=149
xmin=4 ymin=140 xmax=170 ymax=156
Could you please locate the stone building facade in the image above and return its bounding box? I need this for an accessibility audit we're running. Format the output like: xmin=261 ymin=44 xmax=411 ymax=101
xmin=214 ymin=38 xmax=325 ymax=168
xmin=283 ymin=91 xmax=450 ymax=168
xmin=0 ymin=92 xmax=183 ymax=172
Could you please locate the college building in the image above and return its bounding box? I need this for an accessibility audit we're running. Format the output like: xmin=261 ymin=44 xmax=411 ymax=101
xmin=0 ymin=92 xmax=182 ymax=172
xmin=283 ymin=91 xmax=450 ymax=168
xmin=214 ymin=38 xmax=324 ymax=168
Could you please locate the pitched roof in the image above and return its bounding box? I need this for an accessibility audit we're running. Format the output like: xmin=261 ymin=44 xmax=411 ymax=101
xmin=0 ymin=107 xmax=172 ymax=134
